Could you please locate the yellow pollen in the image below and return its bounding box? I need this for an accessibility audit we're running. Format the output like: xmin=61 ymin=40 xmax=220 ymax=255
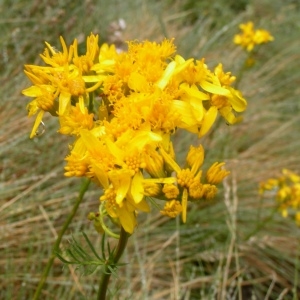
xmin=125 ymin=155 xmax=141 ymax=173
xmin=68 ymin=78 xmax=86 ymax=96
xmin=100 ymin=188 xmax=119 ymax=216
xmin=64 ymin=153 xmax=88 ymax=177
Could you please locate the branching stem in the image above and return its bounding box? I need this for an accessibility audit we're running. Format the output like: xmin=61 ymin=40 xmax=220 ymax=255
xmin=97 ymin=226 xmax=130 ymax=300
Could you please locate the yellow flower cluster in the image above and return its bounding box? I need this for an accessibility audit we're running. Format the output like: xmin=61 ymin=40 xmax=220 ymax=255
xmin=260 ymin=169 xmax=300 ymax=226
xmin=233 ymin=21 xmax=274 ymax=52
xmin=23 ymin=34 xmax=247 ymax=233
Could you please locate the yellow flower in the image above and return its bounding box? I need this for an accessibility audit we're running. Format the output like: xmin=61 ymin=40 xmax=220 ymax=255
xmin=58 ymin=103 xmax=94 ymax=135
xmin=282 ymin=169 xmax=300 ymax=183
xmin=159 ymin=145 xmax=228 ymax=222
xmin=162 ymin=184 xmax=180 ymax=199
xmin=100 ymin=186 xmax=150 ymax=234
xmin=173 ymin=85 xmax=218 ymax=137
xmin=22 ymin=84 xmax=59 ymax=138
xmin=73 ymin=33 xmax=99 ymax=74
xmin=64 ymin=138 xmax=90 ymax=177
xmin=125 ymin=39 xmax=176 ymax=84
xmin=214 ymin=63 xmax=236 ymax=86
xmin=23 ymin=36 xmax=249 ymax=234
xmin=105 ymin=130 xmax=162 ymax=204
xmin=143 ymin=182 xmax=162 ymax=197
xmin=186 ymin=145 xmax=205 ymax=174
xmin=40 ymin=36 xmax=74 ymax=67
xmin=77 ymin=128 xmax=114 ymax=188
xmin=254 ymin=29 xmax=274 ymax=45
xmin=234 ymin=21 xmax=274 ymax=52
xmin=259 ymin=178 xmax=279 ymax=194
xmin=211 ymin=64 xmax=247 ymax=125
xmin=80 ymin=126 xmax=162 ymax=206
xmin=143 ymin=145 xmax=166 ymax=178
xmin=260 ymin=169 xmax=300 ymax=226
xmin=206 ymin=162 xmax=230 ymax=184
xmin=91 ymin=43 xmax=119 ymax=77
xmin=160 ymin=200 xmax=183 ymax=218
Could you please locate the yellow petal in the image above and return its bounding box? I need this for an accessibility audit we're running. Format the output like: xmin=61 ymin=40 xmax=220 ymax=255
xmin=109 ymin=169 xmax=132 ymax=205
xmin=118 ymin=206 xmax=137 ymax=234
xmin=80 ymin=129 xmax=103 ymax=153
xmin=186 ymin=145 xmax=205 ymax=175
xmin=227 ymin=87 xmax=247 ymax=112
xmin=105 ymin=139 xmax=125 ymax=164
xmin=26 ymin=100 xmax=39 ymax=116
xmin=200 ymin=81 xmax=230 ymax=96
xmin=22 ymin=86 xmax=42 ymax=97
xmin=24 ymin=69 xmax=45 ymax=85
xmin=58 ymin=92 xmax=71 ymax=115
xmin=82 ymin=75 xmax=107 ymax=82
xmin=219 ymin=106 xmax=243 ymax=125
xmin=198 ymin=106 xmax=218 ymax=137
xmin=182 ymin=188 xmax=188 ymax=223
xmin=30 ymin=110 xmax=44 ymax=139
xmin=180 ymin=83 xmax=209 ymax=101
xmin=131 ymin=171 xmax=144 ymax=203
xmin=172 ymin=100 xmax=197 ymax=129
xmin=159 ymin=146 xmax=181 ymax=174
xmin=156 ymin=61 xmax=177 ymax=90
xmin=92 ymin=163 xmax=109 ymax=189
xmin=78 ymin=95 xmax=86 ymax=114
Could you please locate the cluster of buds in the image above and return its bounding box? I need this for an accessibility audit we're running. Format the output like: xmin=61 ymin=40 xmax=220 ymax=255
xmin=260 ymin=169 xmax=300 ymax=226
xmin=22 ymin=34 xmax=247 ymax=234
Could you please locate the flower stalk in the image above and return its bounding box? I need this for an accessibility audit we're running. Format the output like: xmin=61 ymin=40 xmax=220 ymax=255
xmin=97 ymin=226 xmax=130 ymax=300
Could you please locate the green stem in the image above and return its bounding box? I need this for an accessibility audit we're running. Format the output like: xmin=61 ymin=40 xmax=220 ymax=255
xmin=234 ymin=59 xmax=247 ymax=89
xmin=234 ymin=51 xmax=255 ymax=89
xmin=88 ymin=91 xmax=95 ymax=114
xmin=97 ymin=227 xmax=130 ymax=300
xmin=33 ymin=178 xmax=91 ymax=300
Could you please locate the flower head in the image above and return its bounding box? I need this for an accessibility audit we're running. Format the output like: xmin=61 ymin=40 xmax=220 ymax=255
xmin=23 ymin=35 xmax=246 ymax=234
xmin=260 ymin=169 xmax=300 ymax=226
xmin=234 ymin=21 xmax=274 ymax=52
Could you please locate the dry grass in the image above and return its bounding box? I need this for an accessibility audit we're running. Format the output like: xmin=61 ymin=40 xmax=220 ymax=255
xmin=1 ymin=0 xmax=300 ymax=299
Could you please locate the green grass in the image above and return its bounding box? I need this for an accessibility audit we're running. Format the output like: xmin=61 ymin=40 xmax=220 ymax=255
xmin=1 ymin=0 xmax=300 ymax=299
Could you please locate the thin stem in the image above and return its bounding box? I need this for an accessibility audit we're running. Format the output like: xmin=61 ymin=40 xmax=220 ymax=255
xmin=88 ymin=91 xmax=95 ymax=114
xmin=97 ymin=227 xmax=130 ymax=300
xmin=33 ymin=178 xmax=91 ymax=300
xmin=234 ymin=51 xmax=255 ymax=89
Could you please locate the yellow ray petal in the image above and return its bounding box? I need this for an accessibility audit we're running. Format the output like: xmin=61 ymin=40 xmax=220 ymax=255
xmin=30 ymin=110 xmax=44 ymax=139
xmin=198 ymin=106 xmax=218 ymax=137
xmin=131 ymin=171 xmax=144 ymax=203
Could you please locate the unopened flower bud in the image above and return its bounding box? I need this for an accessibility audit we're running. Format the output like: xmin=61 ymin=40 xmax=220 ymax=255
xmin=186 ymin=145 xmax=204 ymax=175
xmin=144 ymin=147 xmax=166 ymax=178
xmin=206 ymin=162 xmax=230 ymax=184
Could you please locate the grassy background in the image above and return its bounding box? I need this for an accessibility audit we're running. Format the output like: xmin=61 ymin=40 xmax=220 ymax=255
xmin=1 ymin=0 xmax=300 ymax=299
